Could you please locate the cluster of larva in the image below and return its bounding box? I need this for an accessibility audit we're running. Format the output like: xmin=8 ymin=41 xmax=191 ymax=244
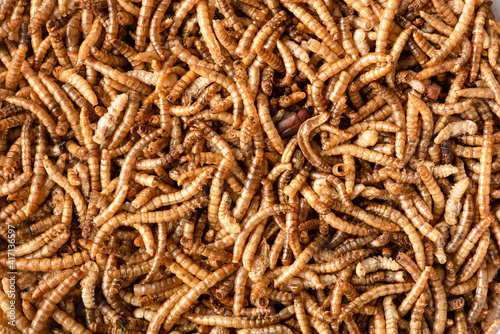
xmin=0 ymin=0 xmax=500 ymax=333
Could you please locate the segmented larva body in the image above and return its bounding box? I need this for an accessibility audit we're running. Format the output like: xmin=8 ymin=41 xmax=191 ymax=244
xmin=356 ymin=256 xmax=402 ymax=277
xmin=443 ymin=177 xmax=470 ymax=225
xmin=478 ymin=119 xmax=493 ymax=219
xmin=28 ymin=264 xmax=87 ymax=334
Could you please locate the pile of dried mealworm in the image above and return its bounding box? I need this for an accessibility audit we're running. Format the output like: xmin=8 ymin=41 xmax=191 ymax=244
xmin=1 ymin=0 xmax=500 ymax=333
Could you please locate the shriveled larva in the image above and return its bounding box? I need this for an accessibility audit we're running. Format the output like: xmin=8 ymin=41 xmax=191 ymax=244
xmin=368 ymin=82 xmax=405 ymax=160
xmin=467 ymin=260 xmax=488 ymax=326
xmin=213 ymin=20 xmax=238 ymax=57
xmin=469 ymin=2 xmax=489 ymax=82
xmin=231 ymin=266 xmax=250 ymax=316
xmin=453 ymin=214 xmax=493 ymax=268
xmin=233 ymin=0 xmax=266 ymax=22
xmin=14 ymin=214 xmax=61 ymax=240
xmin=397 ymin=266 xmax=432 ymax=317
xmin=193 ymin=0 xmax=224 ymax=67
xmin=241 ymin=222 xmax=266 ymax=271
xmin=446 ymin=195 xmax=474 ymax=253
xmin=0 ymin=223 xmax=67 ymax=258
xmin=274 ymin=235 xmax=326 ymax=287
xmin=483 ymin=319 xmax=500 ymax=334
xmin=302 ymin=39 xmax=337 ymax=63
xmin=413 ymin=30 xmax=437 ymax=59
xmin=323 ymin=144 xmax=404 ymax=169
xmin=307 ymin=249 xmax=373 ymax=274
xmin=327 ymin=199 xmax=399 ymax=232
xmin=353 ymin=129 xmax=378 ymax=148
xmin=409 ymin=190 xmax=433 ymax=221
xmin=313 ymin=55 xmax=356 ymax=112
xmin=417 ymin=165 xmax=445 ymax=222
xmin=165 ymin=258 xmax=200 ymax=288
xmin=478 ymin=119 xmax=493 ymax=219
xmin=343 ymin=0 xmax=375 ymax=21
xmin=80 ymin=260 xmax=99 ymax=315
xmin=487 ymin=21 xmax=499 ymax=68
xmin=42 ymin=155 xmax=86 ymax=219
xmin=94 ymin=93 xmax=128 ymax=145
xmin=316 ymin=175 xmax=353 ymax=211
xmin=183 ymin=311 xmax=281 ymax=328
xmin=260 ymin=65 xmax=275 ymax=95
xmin=276 ymin=41 xmax=297 ymax=87
xmin=433 ymin=164 xmax=459 ymax=179
xmin=108 ymin=91 xmax=140 ymax=149
xmin=317 ymin=234 xmax=375 ymax=261
xmin=434 ymin=120 xmax=478 ymax=144
xmin=71 ymin=53 xmax=152 ymax=95
xmin=337 ymin=283 xmax=414 ymax=326
xmin=147 ymin=1 xmax=170 ymax=59
xmin=480 ymin=60 xmax=500 ymax=105
xmin=408 ymin=292 xmax=429 ymax=334
xmin=292 ymin=294 xmax=311 ymax=334
xmin=92 ymin=185 xmax=129 ymax=227
xmin=283 ymin=37 xmax=309 ymax=63
xmin=257 ymin=92 xmax=284 ymax=154
xmin=5 ymin=43 xmax=27 ymax=91
xmin=159 ymin=263 xmax=238 ymax=331
xmin=0 ymin=249 xmax=90 ymax=271
xmin=355 ymin=256 xmax=402 ymax=277
xmin=53 ymin=67 xmax=98 ymax=106
xmin=236 ymin=325 xmax=294 ymax=334
xmin=385 ymin=27 xmax=414 ymax=88
xmin=0 ymin=172 xmax=31 ymax=199
xmin=443 ymin=177 xmax=470 ymax=225
xmin=427 ymin=0 xmax=474 ymax=65
xmin=21 ymin=115 xmax=35 ymax=174
xmin=234 ymin=23 xmax=257 ymax=59
xmin=375 ymin=0 xmax=400 ymax=54
xmin=352 ymin=62 xmax=395 ymax=93
xmin=38 ymin=73 xmax=83 ymax=143
xmin=282 ymin=2 xmax=338 ymax=52
xmin=0 ymin=289 xmax=31 ymax=333
xmin=458 ymin=230 xmax=490 ymax=283
xmin=348 ymin=95 xmax=386 ymax=124
xmin=326 ymin=71 xmax=351 ymax=104
xmin=99 ymin=149 xmax=111 ymax=190
xmin=383 ymin=296 xmax=400 ymax=334
xmin=429 ymin=0 xmax=457 ymax=26
xmin=398 ymin=189 xmax=442 ymax=243
xmin=109 ymin=38 xmax=145 ymax=70
xmin=115 ymin=126 xmax=163 ymax=196
xmin=182 ymin=237 xmax=232 ymax=262
xmin=249 ymin=10 xmax=286 ymax=55
xmin=18 ymin=127 xmax=44 ymax=218
xmin=46 ymin=20 xmax=72 ymax=69
xmin=301 ymin=184 xmax=371 ymax=235
xmin=5 ymin=96 xmax=58 ymax=139
xmin=330 ymin=268 xmax=350 ymax=318
xmin=233 ymin=204 xmax=293 ymax=263
xmin=28 ymin=0 xmax=55 ymax=36
xmin=29 ymin=269 xmax=71 ymax=301
xmin=448 ymin=275 xmax=480 ymax=296
xmin=353 ymin=29 xmax=370 ymax=58
xmin=338 ymin=17 xmax=358 ymax=58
